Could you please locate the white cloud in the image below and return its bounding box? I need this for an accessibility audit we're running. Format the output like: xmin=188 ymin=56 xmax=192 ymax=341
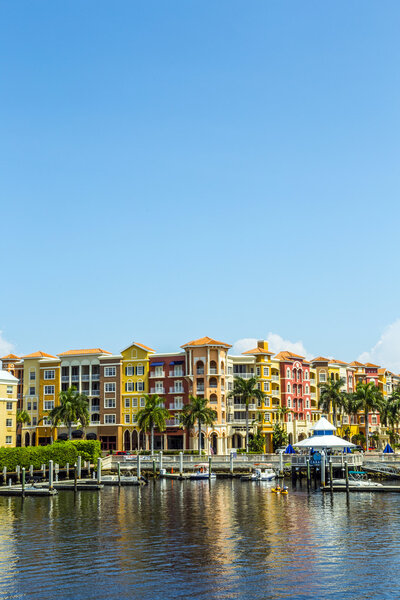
xmin=359 ymin=319 xmax=400 ymax=372
xmin=0 ymin=331 xmax=14 ymax=358
xmin=231 ymin=332 xmax=311 ymax=359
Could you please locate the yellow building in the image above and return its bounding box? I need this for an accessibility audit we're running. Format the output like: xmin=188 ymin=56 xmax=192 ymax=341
xmin=121 ymin=342 xmax=155 ymax=451
xmin=0 ymin=369 xmax=18 ymax=447
xmin=242 ymin=340 xmax=276 ymax=452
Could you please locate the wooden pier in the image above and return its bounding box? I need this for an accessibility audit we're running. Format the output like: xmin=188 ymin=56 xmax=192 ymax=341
xmin=321 ymin=485 xmax=400 ymax=493
xmin=0 ymin=486 xmax=58 ymax=497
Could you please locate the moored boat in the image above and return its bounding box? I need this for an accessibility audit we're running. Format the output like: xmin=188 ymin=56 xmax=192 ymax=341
xmin=189 ymin=463 xmax=216 ymax=480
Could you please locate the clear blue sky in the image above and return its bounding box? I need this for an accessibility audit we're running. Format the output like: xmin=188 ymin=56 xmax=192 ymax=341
xmin=1 ymin=1 xmax=400 ymax=361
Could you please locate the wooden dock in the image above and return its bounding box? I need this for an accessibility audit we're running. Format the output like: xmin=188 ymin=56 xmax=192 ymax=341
xmin=0 ymin=486 xmax=58 ymax=497
xmin=321 ymin=485 xmax=400 ymax=493
xmin=36 ymin=479 xmax=103 ymax=491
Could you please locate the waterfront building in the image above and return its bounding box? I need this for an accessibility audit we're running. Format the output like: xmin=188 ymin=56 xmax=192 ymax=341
xmin=0 ymin=369 xmax=18 ymax=447
xmin=182 ymin=337 xmax=231 ymax=454
xmin=274 ymin=351 xmax=313 ymax=445
xmin=121 ymin=342 xmax=154 ymax=451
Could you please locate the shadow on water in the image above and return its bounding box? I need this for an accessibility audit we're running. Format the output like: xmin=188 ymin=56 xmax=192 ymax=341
xmin=0 ymin=480 xmax=399 ymax=599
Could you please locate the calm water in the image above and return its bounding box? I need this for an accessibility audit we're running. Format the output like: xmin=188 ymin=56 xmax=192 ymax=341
xmin=0 ymin=480 xmax=398 ymax=599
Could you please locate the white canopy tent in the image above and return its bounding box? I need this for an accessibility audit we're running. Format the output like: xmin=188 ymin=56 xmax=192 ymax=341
xmin=293 ymin=417 xmax=356 ymax=450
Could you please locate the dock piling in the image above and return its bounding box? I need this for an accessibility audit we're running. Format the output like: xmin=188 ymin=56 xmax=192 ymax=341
xmin=137 ymin=454 xmax=141 ymax=479
xmin=49 ymin=460 xmax=54 ymax=491
xmin=74 ymin=464 xmax=77 ymax=492
xmin=279 ymin=451 xmax=284 ymax=477
xmin=42 ymin=464 xmax=46 ymax=479
xmin=97 ymin=458 xmax=102 ymax=484
xmin=159 ymin=451 xmax=163 ymax=472
xmin=16 ymin=465 xmax=20 ymax=483
xmin=77 ymin=455 xmax=82 ymax=479
xmin=179 ymin=452 xmax=183 ymax=477
xmin=2 ymin=466 xmax=6 ymax=485
xmin=345 ymin=460 xmax=349 ymax=494
xmin=152 ymin=459 xmax=156 ymax=476
xmin=29 ymin=465 xmax=33 ymax=479
xmin=22 ymin=467 xmax=25 ymax=499
xmin=306 ymin=459 xmax=311 ymax=492
xmin=230 ymin=451 xmax=234 ymax=476
xmin=208 ymin=456 xmax=212 ymax=480
xmin=118 ymin=462 xmax=121 ymax=487
xmin=329 ymin=459 xmax=333 ymax=493
xmin=321 ymin=451 xmax=326 ymax=487
xmin=66 ymin=462 xmax=70 ymax=479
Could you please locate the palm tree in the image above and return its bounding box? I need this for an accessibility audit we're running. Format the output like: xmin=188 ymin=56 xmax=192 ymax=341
xmin=48 ymin=386 xmax=90 ymax=440
xmin=182 ymin=395 xmax=217 ymax=456
xmin=136 ymin=394 xmax=170 ymax=454
xmin=318 ymin=377 xmax=346 ymax=427
xmin=16 ymin=409 xmax=30 ymax=445
xmin=178 ymin=404 xmax=196 ymax=451
xmin=228 ymin=377 xmax=265 ymax=453
xmin=352 ymin=381 xmax=384 ymax=452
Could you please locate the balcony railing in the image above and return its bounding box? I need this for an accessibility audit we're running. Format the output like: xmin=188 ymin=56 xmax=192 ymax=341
xmin=81 ymin=374 xmax=90 ymax=381
xmin=71 ymin=375 xmax=79 ymax=382
xmin=92 ymin=374 xmax=100 ymax=381
xmin=233 ymin=372 xmax=254 ymax=379
xmin=150 ymin=387 xmax=165 ymax=394
xmin=169 ymin=371 xmax=183 ymax=377
xmin=209 ymin=368 xmax=217 ymax=375
xmin=165 ymin=419 xmax=180 ymax=427
xmin=310 ymin=393 xmax=316 ymax=399
xmin=91 ymin=389 xmax=100 ymax=396
xmin=271 ymin=375 xmax=279 ymax=382
xmin=234 ymin=403 xmax=256 ymax=411
xmin=61 ymin=376 xmax=69 ymax=382
xmin=197 ymin=386 xmax=205 ymax=392
xmin=169 ymin=387 xmax=184 ymax=394
xmin=196 ymin=369 xmax=204 ymax=375
xmin=150 ymin=371 xmax=165 ymax=378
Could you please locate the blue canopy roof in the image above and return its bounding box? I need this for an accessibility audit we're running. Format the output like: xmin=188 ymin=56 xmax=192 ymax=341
xmin=285 ymin=444 xmax=295 ymax=454
xmin=383 ymin=443 xmax=394 ymax=454
xmin=151 ymin=362 xmax=164 ymax=366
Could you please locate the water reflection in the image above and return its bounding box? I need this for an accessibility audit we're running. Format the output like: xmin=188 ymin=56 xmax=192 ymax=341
xmin=0 ymin=481 xmax=399 ymax=599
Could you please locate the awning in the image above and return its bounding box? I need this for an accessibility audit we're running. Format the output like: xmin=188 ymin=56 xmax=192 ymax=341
xmin=383 ymin=443 xmax=394 ymax=454
xmin=151 ymin=362 xmax=164 ymax=366
xmin=294 ymin=434 xmax=355 ymax=449
xmin=170 ymin=361 xmax=184 ymax=365
xmin=285 ymin=444 xmax=296 ymax=454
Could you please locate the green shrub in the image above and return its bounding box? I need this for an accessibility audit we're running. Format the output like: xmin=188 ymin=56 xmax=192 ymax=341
xmin=0 ymin=443 xmax=78 ymax=470
xmin=70 ymin=440 xmax=101 ymax=462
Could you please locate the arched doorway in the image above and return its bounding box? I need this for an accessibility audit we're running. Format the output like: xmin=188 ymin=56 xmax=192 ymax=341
xmin=210 ymin=433 xmax=218 ymax=455
xmin=298 ymin=433 xmax=306 ymax=442
xmin=288 ymin=433 xmax=293 ymax=445
xmin=132 ymin=430 xmax=138 ymax=450
xmin=232 ymin=433 xmax=242 ymax=449
xmin=24 ymin=432 xmax=30 ymax=447
xmin=32 ymin=432 xmax=36 ymax=446
xmin=199 ymin=432 xmax=205 ymax=453
xmin=124 ymin=430 xmax=131 ymax=451
xmin=139 ymin=431 xmax=146 ymax=450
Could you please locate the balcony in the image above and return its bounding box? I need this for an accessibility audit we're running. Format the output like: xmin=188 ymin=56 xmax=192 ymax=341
xmin=209 ymin=368 xmax=217 ymax=375
xmin=150 ymin=371 xmax=165 ymax=378
xmin=234 ymin=403 xmax=256 ymax=411
xmin=91 ymin=389 xmax=100 ymax=397
xmin=92 ymin=374 xmax=100 ymax=381
xmin=197 ymin=386 xmax=205 ymax=393
xmin=81 ymin=374 xmax=90 ymax=381
xmin=196 ymin=369 xmax=205 ymax=375
xmin=233 ymin=372 xmax=254 ymax=379
xmin=150 ymin=387 xmax=165 ymax=394
xmin=272 ymin=390 xmax=280 ymax=397
xmin=310 ymin=393 xmax=316 ymax=399
xmin=90 ymin=419 xmax=100 ymax=425
xmin=71 ymin=375 xmax=79 ymax=382
xmin=209 ymin=383 xmax=218 ymax=388
xmin=169 ymin=371 xmax=183 ymax=377
xmin=170 ymin=404 xmax=183 ymax=411
xmin=271 ymin=375 xmax=279 ymax=382
xmin=169 ymin=387 xmax=184 ymax=394
xmin=91 ymin=405 xmax=100 ymax=412
xmin=166 ymin=418 xmax=180 ymax=427
xmin=61 ymin=376 xmax=69 ymax=382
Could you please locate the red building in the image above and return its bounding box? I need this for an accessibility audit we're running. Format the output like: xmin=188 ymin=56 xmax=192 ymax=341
xmin=275 ymin=351 xmax=312 ymax=424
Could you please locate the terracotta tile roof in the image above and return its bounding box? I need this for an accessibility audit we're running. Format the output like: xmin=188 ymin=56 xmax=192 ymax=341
xmin=58 ymin=348 xmax=111 ymax=356
xmin=365 ymin=362 xmax=380 ymax=368
xmin=133 ymin=342 xmax=155 ymax=352
xmin=181 ymin=336 xmax=231 ymax=349
xmin=22 ymin=351 xmax=58 ymax=359
xmin=242 ymin=347 xmax=273 ymax=355
xmin=349 ymin=361 xmax=364 ymax=367
xmin=330 ymin=359 xmax=348 ymax=365
xmin=310 ymin=356 xmax=329 ymax=363
xmin=274 ymin=351 xmax=305 ymax=361
xmin=0 ymin=354 xmax=20 ymax=360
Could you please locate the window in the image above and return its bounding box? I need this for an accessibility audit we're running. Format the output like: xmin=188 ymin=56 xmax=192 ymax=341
xmin=154 ymin=366 xmax=163 ymax=377
xmin=29 ymin=371 xmax=36 ymax=381
xmin=5 ymin=436 xmax=12 ymax=444
xmin=287 ymin=397 xmax=291 ymax=408
xmin=44 ymin=400 xmax=54 ymax=410
xmin=132 ymin=398 xmax=138 ymax=407
xmin=137 ymin=365 xmax=144 ymax=376
xmin=125 ymin=398 xmax=130 ymax=408
xmin=287 ymin=383 xmax=291 ymax=393
xmin=343 ymin=415 xmax=349 ymax=424
xmin=306 ymin=399 xmax=310 ymax=409
xmin=44 ymin=370 xmax=55 ymax=380
xmin=372 ymin=416 xmax=377 ymax=425
xmin=32 ymin=417 xmax=37 ymax=426
xmin=44 ymin=385 xmax=55 ymax=395
xmin=125 ymin=366 xmax=134 ymax=376
xmin=104 ymin=398 xmax=116 ymax=409
xmin=33 ymin=403 xmax=37 ymax=411
xmin=27 ymin=402 xmax=32 ymax=411
xmin=105 ymin=414 xmax=116 ymax=424
xmin=306 ymin=413 xmax=310 ymax=421
xmin=263 ymin=367 xmax=269 ymax=377
xmin=125 ymin=414 xmax=130 ymax=423
xmin=264 ymin=382 xmax=270 ymax=392
xmin=6 ymin=402 xmax=13 ymax=410
xmin=304 ymin=371 xmax=308 ymax=380
xmin=256 ymin=367 xmax=261 ymax=377
xmin=264 ymin=397 xmax=270 ymax=407
xmin=174 ymin=366 xmax=183 ymax=376
xmin=137 ymin=381 xmax=144 ymax=392
xmin=140 ymin=397 xmax=145 ymax=407
xmin=287 ymin=413 xmax=292 ymax=422
xmin=286 ymin=368 xmax=290 ymax=378
xmin=42 ymin=418 xmax=51 ymax=426
xmin=264 ymin=413 xmax=270 ymax=422
xmin=6 ymin=419 xmax=12 ymax=427
xmin=125 ymin=382 xmax=134 ymax=392
xmin=105 ymin=367 xmax=116 ymax=377
xmin=105 ymin=382 xmax=116 ymax=393
xmin=29 ymin=387 xmax=35 ymax=396
xmin=7 ymin=385 xmax=13 ymax=394
xmin=319 ymin=372 xmax=327 ymax=383
xmin=305 ymin=385 xmax=309 ymax=394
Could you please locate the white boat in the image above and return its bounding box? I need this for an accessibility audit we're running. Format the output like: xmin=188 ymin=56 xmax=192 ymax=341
xmin=189 ymin=463 xmax=216 ymax=480
xmin=332 ymin=472 xmax=383 ymax=487
xmin=101 ymin=474 xmax=139 ymax=483
xmin=250 ymin=467 xmax=276 ymax=481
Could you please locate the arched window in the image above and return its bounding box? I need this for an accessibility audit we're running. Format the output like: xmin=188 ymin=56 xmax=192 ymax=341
xmin=287 ymin=397 xmax=291 ymax=408
xmin=210 ymin=394 xmax=218 ymax=403
xmin=196 ymin=361 xmax=204 ymax=375
xmin=286 ymin=368 xmax=290 ymax=379
xmin=209 ymin=360 xmax=217 ymax=374
xmin=209 ymin=377 xmax=218 ymax=388
xmin=287 ymin=383 xmax=291 ymax=393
